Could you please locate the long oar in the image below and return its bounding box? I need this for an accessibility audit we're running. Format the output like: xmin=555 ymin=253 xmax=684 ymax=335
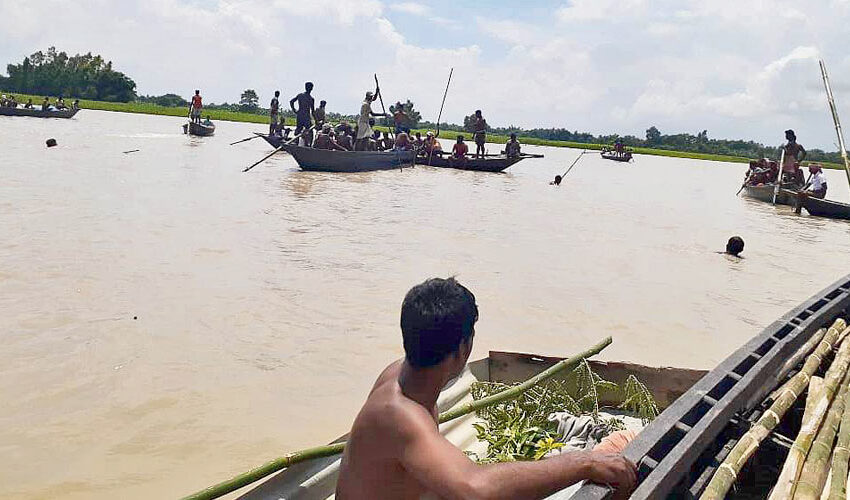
xmin=230 ymin=135 xmax=263 ymax=146
xmin=242 ymin=126 xmax=314 ymax=173
xmin=736 ymin=171 xmax=753 ymax=196
xmin=773 ymin=149 xmax=786 ymax=204
xmin=178 ymin=336 xmax=613 ymax=500
xmin=428 ymin=67 xmax=454 ymax=166
xmin=556 ymin=150 xmax=591 ymax=181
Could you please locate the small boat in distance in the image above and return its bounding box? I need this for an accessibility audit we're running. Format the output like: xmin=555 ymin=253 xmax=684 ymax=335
xmin=600 ymin=150 xmax=633 ymax=162
xmin=281 ymin=143 xmax=415 ymax=172
xmin=183 ymin=121 xmax=215 ymax=136
xmin=0 ymin=106 xmax=79 ymax=119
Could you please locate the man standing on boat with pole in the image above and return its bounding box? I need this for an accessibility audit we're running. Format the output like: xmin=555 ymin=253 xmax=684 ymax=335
xmin=781 ymin=129 xmax=806 ymax=185
xmin=337 ymin=278 xmax=637 ymax=500
xmin=189 ymin=90 xmax=203 ymax=124
xmin=355 ymin=89 xmax=385 ymax=151
xmin=290 ymin=82 xmax=316 ymax=142
xmin=269 ymin=90 xmax=280 ymax=136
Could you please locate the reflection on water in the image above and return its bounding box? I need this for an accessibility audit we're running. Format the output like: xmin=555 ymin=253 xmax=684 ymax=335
xmin=1 ymin=110 xmax=850 ymax=499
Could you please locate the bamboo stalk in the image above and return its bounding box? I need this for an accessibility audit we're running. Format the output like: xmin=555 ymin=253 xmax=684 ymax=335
xmin=826 ymin=368 xmax=850 ymax=500
xmin=700 ymin=320 xmax=846 ymax=500
xmin=770 ymin=337 xmax=850 ymax=500
xmin=794 ymin=369 xmax=850 ymax=499
xmin=778 ymin=328 xmax=829 ymax=382
xmin=180 ymin=336 xmax=613 ymax=500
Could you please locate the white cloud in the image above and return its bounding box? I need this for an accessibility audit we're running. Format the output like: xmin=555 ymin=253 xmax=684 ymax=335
xmin=388 ymin=2 xmax=428 ymax=16
xmin=557 ymin=0 xmax=646 ymax=21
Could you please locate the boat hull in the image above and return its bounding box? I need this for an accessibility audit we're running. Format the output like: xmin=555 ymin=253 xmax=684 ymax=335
xmin=741 ymin=184 xmax=798 ymax=206
xmin=415 ymin=154 xmax=525 ymax=172
xmin=183 ymin=122 xmax=215 ymax=136
xmin=802 ymin=196 xmax=850 ymax=220
xmin=0 ymin=107 xmax=79 ymax=118
xmin=601 ymin=152 xmax=632 ymax=162
xmin=569 ymin=273 xmax=850 ymax=500
xmin=282 ymin=144 xmax=415 ymax=172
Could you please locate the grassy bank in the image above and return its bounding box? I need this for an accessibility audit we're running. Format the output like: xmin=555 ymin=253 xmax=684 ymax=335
xmin=4 ymin=90 xmax=844 ymax=169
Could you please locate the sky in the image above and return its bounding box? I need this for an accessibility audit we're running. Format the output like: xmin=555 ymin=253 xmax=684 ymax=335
xmin=2 ymin=0 xmax=850 ymax=149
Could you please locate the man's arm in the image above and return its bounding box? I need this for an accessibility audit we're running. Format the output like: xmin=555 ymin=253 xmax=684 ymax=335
xmin=289 ymin=95 xmax=298 ymax=113
xmin=798 ymin=145 xmax=807 ymax=162
xmin=398 ymin=407 xmax=636 ymax=500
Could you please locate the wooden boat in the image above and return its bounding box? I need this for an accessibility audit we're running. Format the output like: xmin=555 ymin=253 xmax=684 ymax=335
xmin=183 ymin=121 xmax=215 ymax=136
xmin=0 ymin=106 xmax=79 ymax=118
xmin=281 ymin=143 xmax=415 ymax=172
xmin=601 ymin=151 xmax=632 ymax=162
xmin=415 ymin=152 xmax=528 ymax=172
xmin=238 ymin=352 xmax=706 ymax=500
xmin=801 ymin=195 xmax=850 ymax=220
xmin=569 ymin=273 xmax=850 ymax=500
xmin=740 ymin=184 xmax=799 ymax=206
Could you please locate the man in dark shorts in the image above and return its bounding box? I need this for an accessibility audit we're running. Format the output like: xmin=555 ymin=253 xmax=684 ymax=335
xmin=473 ymin=109 xmax=487 ymax=158
xmin=782 ymin=129 xmax=806 ymax=185
xmin=290 ymin=82 xmax=315 ymax=136
xmin=269 ymin=90 xmax=280 ymax=135
xmin=336 ymin=278 xmax=637 ymax=500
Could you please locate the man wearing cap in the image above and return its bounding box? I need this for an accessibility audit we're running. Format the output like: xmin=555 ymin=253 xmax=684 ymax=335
xmin=782 ymin=129 xmax=806 ymax=184
xmin=290 ymin=82 xmax=316 ymax=136
xmin=804 ymin=164 xmax=827 ymax=199
xmin=355 ymin=90 xmax=385 ymax=151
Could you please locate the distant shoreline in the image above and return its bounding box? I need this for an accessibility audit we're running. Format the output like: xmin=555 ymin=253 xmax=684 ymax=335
xmin=4 ymin=91 xmax=844 ymax=170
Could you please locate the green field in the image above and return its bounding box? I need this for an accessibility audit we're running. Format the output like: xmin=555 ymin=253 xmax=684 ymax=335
xmin=4 ymin=90 xmax=844 ymax=169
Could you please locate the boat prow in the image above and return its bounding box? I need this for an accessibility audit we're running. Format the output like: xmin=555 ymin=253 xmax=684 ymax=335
xmin=0 ymin=107 xmax=80 ymax=118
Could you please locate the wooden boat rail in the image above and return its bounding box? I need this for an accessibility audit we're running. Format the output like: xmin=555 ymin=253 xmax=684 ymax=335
xmin=569 ymin=273 xmax=850 ymax=500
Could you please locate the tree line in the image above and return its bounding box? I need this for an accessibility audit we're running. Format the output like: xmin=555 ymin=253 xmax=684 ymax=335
xmin=0 ymin=47 xmax=137 ymax=102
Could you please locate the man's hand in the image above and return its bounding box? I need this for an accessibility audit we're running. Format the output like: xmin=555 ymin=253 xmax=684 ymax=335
xmin=585 ymin=452 xmax=637 ymax=499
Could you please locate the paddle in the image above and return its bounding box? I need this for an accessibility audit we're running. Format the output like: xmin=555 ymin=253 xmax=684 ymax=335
xmin=242 ymin=126 xmax=314 ymax=173
xmin=773 ymin=149 xmax=786 ymax=204
xmin=736 ymin=171 xmax=752 ymax=196
xmin=553 ymin=150 xmax=591 ymax=185
xmin=230 ymin=135 xmax=263 ymax=146
xmin=428 ymin=68 xmax=454 ymax=167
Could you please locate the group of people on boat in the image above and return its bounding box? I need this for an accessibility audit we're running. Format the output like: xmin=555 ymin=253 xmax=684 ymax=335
xmin=265 ymin=82 xmax=524 ymax=160
xmin=0 ymin=94 xmax=79 ymax=111
xmin=743 ymin=129 xmax=827 ymax=199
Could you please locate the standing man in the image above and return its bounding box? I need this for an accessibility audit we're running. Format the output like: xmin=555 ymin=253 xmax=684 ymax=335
xmin=290 ymin=82 xmax=315 ymax=137
xmin=190 ymin=90 xmax=203 ymax=124
xmin=336 ymin=277 xmax=637 ymax=500
xmin=782 ymin=129 xmax=806 ymax=184
xmin=393 ymin=101 xmax=409 ymax=135
xmin=269 ymin=90 xmax=280 ymax=136
xmin=314 ymin=100 xmax=327 ymax=130
xmin=355 ymin=91 xmax=385 ymax=151
xmin=473 ymin=109 xmax=487 ymax=158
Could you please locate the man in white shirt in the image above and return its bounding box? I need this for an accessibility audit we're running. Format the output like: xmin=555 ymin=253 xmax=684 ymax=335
xmin=355 ymin=91 xmax=385 ymax=151
xmin=805 ymin=164 xmax=828 ymax=199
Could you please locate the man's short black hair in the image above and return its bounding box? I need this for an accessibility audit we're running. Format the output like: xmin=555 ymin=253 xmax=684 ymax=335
xmin=726 ymin=236 xmax=745 ymax=256
xmin=401 ymin=278 xmax=478 ymax=368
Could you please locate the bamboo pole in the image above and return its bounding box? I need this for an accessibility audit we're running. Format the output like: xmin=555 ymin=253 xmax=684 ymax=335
xmin=795 ymin=369 xmax=850 ymax=499
xmin=777 ymin=328 xmax=829 ymax=382
xmin=700 ymin=319 xmax=846 ymax=500
xmin=826 ymin=369 xmax=850 ymax=500
xmin=819 ymin=60 xmax=850 ymax=190
xmin=180 ymin=337 xmax=613 ymax=500
xmin=770 ymin=337 xmax=850 ymax=500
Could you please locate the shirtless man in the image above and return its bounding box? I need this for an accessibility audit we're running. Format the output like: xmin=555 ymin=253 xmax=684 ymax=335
xmin=314 ymin=100 xmax=327 ymax=130
xmin=782 ymin=129 xmax=806 ymax=184
xmin=314 ymin=124 xmax=346 ymax=150
xmin=473 ymin=109 xmax=487 ymax=158
xmin=290 ymin=82 xmax=315 ymax=136
xmin=337 ymin=277 xmax=637 ymax=500
xmin=269 ymin=90 xmax=280 ymax=135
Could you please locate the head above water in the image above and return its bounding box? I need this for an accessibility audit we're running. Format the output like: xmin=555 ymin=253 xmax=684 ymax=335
xmin=726 ymin=236 xmax=745 ymax=256
xmin=305 ymin=82 xmax=314 ymax=92
xmin=785 ymin=129 xmax=796 ymax=142
xmin=401 ymin=277 xmax=478 ymax=369
xmin=553 ymin=175 xmax=562 ymax=185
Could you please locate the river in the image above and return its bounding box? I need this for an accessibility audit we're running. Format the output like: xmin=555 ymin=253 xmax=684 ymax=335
xmin=1 ymin=110 xmax=849 ymax=499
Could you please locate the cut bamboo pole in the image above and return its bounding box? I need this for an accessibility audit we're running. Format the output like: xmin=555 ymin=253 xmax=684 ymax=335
xmin=770 ymin=337 xmax=850 ymax=500
xmin=826 ymin=369 xmax=850 ymax=500
xmin=180 ymin=337 xmax=613 ymax=500
xmin=777 ymin=328 xmax=829 ymax=382
xmin=700 ymin=319 xmax=846 ymax=500
xmin=794 ymin=369 xmax=850 ymax=499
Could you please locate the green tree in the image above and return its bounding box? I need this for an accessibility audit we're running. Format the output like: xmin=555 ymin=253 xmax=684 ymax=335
xmin=645 ymin=126 xmax=661 ymax=145
xmin=0 ymin=47 xmax=136 ymax=102
xmin=239 ymin=89 xmax=259 ymax=111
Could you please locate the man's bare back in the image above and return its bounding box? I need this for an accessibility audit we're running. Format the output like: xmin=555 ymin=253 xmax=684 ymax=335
xmin=337 ymin=360 xmax=439 ymax=499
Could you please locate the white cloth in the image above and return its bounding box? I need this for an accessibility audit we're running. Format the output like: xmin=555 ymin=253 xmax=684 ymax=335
xmin=356 ymin=100 xmax=373 ymax=139
xmin=811 ymin=172 xmax=826 ymax=191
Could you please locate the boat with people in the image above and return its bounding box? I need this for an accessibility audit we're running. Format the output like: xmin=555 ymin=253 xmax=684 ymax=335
xmin=280 ymin=143 xmax=415 ymax=172
xmin=178 ymin=273 xmax=850 ymax=500
xmin=183 ymin=121 xmax=215 ymax=136
xmin=600 ymin=150 xmax=633 ymax=162
xmin=415 ymin=151 xmax=543 ymax=173
xmin=0 ymin=106 xmax=79 ymax=119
